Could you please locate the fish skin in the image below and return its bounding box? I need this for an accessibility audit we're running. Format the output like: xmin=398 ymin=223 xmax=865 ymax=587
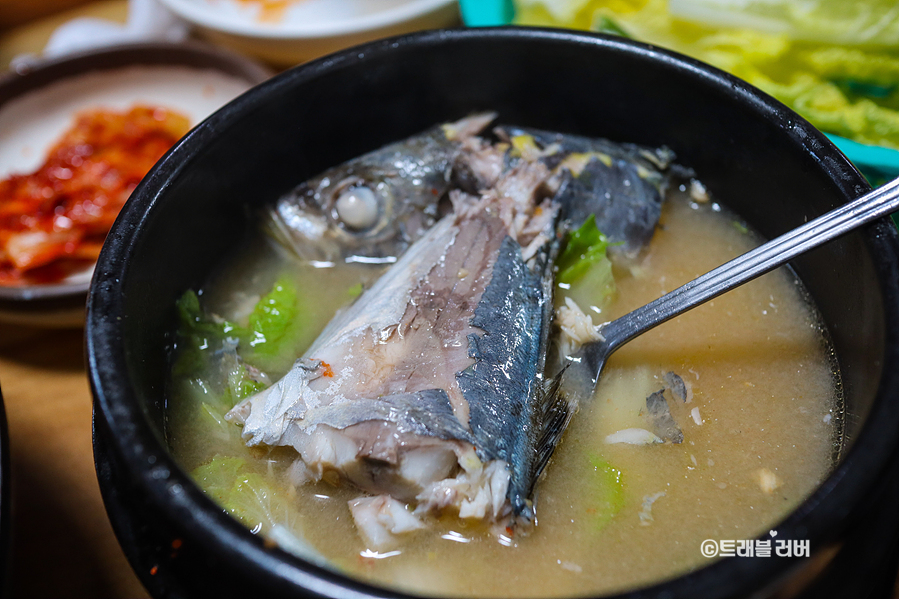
xmin=495 ymin=126 xmax=677 ymax=257
xmin=496 ymin=125 xmax=675 ymax=172
xmin=555 ymin=158 xmax=664 ymax=257
xmin=268 ymin=113 xmax=496 ymax=263
xmin=457 ymin=234 xmax=571 ymax=520
xmin=298 ymin=389 xmax=476 ymax=445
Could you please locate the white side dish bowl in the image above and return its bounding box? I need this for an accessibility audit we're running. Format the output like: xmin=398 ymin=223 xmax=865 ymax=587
xmin=156 ymin=0 xmax=461 ymax=65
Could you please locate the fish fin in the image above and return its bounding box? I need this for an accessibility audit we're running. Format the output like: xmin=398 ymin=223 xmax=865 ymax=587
xmin=442 ymin=112 xmax=498 ymax=141
xmin=531 ymin=370 xmax=575 ymax=489
xmin=664 ymin=371 xmax=690 ymax=403
xmin=645 ymin=389 xmax=684 ymax=443
xmin=227 ymin=358 xmax=323 ymax=447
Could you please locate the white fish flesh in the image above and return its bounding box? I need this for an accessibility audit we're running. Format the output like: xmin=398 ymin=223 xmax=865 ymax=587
xmin=227 ymin=156 xmax=571 ymax=544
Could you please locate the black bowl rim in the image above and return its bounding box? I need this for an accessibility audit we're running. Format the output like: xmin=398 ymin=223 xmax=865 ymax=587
xmin=0 ymin=39 xmax=272 ymax=309
xmin=0 ymin=384 xmax=9 ymax=589
xmin=87 ymin=26 xmax=899 ymax=599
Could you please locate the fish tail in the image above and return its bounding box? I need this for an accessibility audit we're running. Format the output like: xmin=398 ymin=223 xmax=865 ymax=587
xmin=522 ymin=232 xmax=574 ymax=507
xmin=532 ymin=370 xmax=575 ymax=484
xmin=505 ymin=227 xmax=576 ymax=523
xmin=514 ymin=369 xmax=575 ymax=524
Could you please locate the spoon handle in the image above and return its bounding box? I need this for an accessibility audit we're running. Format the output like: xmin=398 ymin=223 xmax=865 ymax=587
xmin=598 ymin=176 xmax=899 ymax=356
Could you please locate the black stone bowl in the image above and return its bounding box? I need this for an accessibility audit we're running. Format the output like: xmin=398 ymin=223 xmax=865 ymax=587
xmin=87 ymin=27 xmax=899 ymax=599
xmin=0 ymin=383 xmax=9 ymax=594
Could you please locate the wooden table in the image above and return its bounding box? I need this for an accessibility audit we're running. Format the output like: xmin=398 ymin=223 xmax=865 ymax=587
xmin=0 ymin=0 xmax=128 ymax=68
xmin=1 ymin=4 xmax=149 ymax=597
xmin=1 ymin=323 xmax=148 ymax=598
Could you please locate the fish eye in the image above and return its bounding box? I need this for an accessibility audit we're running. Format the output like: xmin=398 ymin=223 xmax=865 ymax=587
xmin=334 ymin=185 xmax=380 ymax=231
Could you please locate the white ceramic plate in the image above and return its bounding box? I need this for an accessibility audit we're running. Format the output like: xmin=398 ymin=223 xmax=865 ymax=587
xmin=0 ymin=42 xmax=270 ymax=327
xmin=158 ymin=0 xmax=460 ymax=65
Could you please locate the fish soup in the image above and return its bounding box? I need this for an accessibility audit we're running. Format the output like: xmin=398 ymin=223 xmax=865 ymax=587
xmin=167 ymin=120 xmax=838 ymax=597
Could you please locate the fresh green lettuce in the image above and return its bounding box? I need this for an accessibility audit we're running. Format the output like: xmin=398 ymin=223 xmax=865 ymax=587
xmin=192 ymin=456 xmax=287 ymax=532
xmin=515 ymin=0 xmax=899 ymax=150
xmin=245 ymin=277 xmax=301 ymax=365
xmin=558 ymin=217 xmax=615 ymax=285
xmin=174 ymin=275 xmax=312 ymax=382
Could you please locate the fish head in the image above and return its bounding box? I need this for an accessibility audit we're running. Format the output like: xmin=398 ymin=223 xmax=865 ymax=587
xmin=270 ymin=113 xmax=497 ymax=264
xmin=271 ymin=162 xmax=443 ymax=263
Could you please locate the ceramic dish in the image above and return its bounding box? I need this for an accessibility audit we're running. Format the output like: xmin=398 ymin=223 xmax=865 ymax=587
xmin=87 ymin=28 xmax=899 ymax=599
xmin=0 ymin=41 xmax=270 ymax=327
xmin=157 ymin=0 xmax=460 ymax=65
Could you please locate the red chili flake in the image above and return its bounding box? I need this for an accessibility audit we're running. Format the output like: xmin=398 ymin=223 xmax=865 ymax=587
xmin=171 ymin=539 xmax=183 ymax=549
xmin=321 ymin=361 xmax=334 ymax=378
xmin=150 ymin=566 xmax=158 ymax=576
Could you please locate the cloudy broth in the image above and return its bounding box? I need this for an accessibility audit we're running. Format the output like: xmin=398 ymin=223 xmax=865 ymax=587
xmin=168 ymin=190 xmax=838 ymax=597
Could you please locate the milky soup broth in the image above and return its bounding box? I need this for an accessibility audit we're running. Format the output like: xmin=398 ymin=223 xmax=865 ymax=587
xmin=168 ymin=190 xmax=839 ymax=597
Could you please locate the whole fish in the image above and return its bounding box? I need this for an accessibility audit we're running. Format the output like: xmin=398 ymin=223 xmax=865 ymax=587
xmin=267 ymin=113 xmax=496 ymax=264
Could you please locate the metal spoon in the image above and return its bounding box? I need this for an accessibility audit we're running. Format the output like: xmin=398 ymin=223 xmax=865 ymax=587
xmin=574 ymin=176 xmax=899 ymax=391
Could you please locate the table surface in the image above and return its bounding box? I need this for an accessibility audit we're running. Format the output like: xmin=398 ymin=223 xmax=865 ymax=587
xmin=1 ymin=323 xmax=148 ymax=598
